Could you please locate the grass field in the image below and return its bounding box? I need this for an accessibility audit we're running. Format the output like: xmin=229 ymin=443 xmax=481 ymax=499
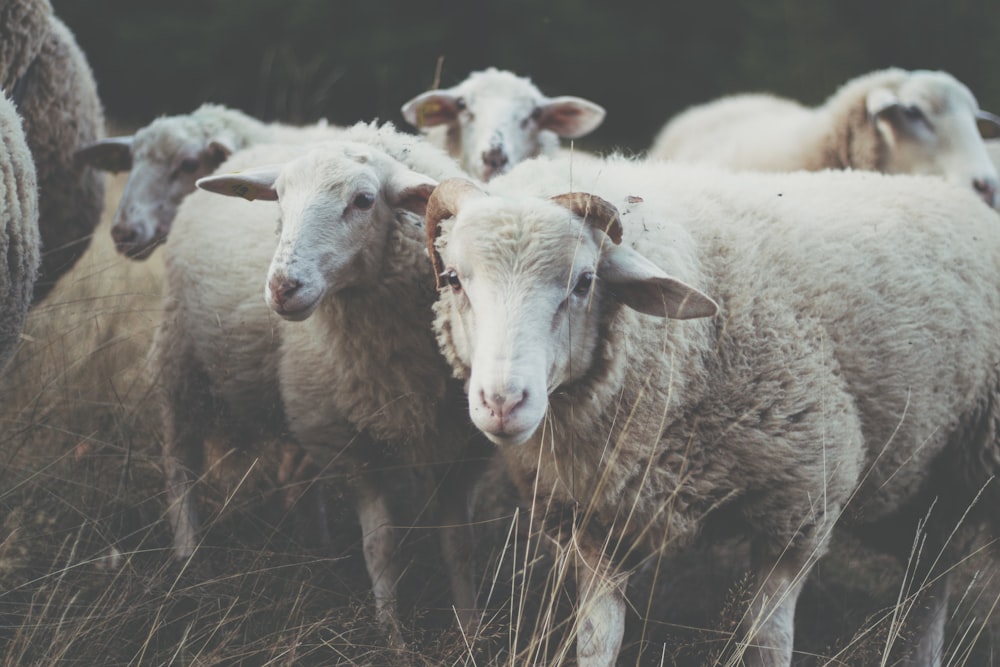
xmin=0 ymin=172 xmax=997 ymax=666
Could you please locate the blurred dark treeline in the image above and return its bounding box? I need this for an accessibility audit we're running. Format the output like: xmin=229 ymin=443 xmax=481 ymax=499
xmin=52 ymin=0 xmax=1000 ymax=153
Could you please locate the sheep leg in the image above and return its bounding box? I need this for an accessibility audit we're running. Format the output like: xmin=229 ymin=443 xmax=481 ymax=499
xmin=153 ymin=311 xmax=212 ymax=561
xmin=739 ymin=541 xmax=820 ymax=667
xmin=435 ymin=461 xmax=481 ymax=634
xmin=574 ymin=543 xmax=628 ymax=667
xmin=355 ymin=474 xmax=405 ymax=648
xmin=897 ymin=573 xmax=948 ymax=666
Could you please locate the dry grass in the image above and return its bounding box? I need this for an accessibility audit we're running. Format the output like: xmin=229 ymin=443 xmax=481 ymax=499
xmin=0 ymin=172 xmax=997 ymax=665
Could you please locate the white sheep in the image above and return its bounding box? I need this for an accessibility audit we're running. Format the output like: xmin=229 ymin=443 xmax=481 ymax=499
xmin=426 ymin=155 xmax=1000 ymax=666
xmin=154 ymin=122 xmax=485 ymax=646
xmin=401 ymin=67 xmax=606 ymax=181
xmin=647 ymin=68 xmax=1000 ymax=207
xmin=0 ymin=92 xmax=39 ymax=372
xmin=2 ymin=0 xmax=105 ymax=302
xmin=75 ymin=103 xmax=341 ymax=259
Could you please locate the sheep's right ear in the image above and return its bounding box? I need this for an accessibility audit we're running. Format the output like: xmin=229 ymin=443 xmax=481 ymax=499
xmin=75 ymin=136 xmax=134 ymax=172
xmin=600 ymin=244 xmax=718 ymax=320
xmin=401 ymin=90 xmax=461 ymax=128
xmin=196 ymin=165 xmax=281 ymax=201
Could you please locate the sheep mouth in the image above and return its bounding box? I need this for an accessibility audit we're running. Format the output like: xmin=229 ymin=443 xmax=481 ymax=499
xmin=117 ymin=238 xmax=162 ymax=261
xmin=271 ymin=294 xmax=322 ymax=322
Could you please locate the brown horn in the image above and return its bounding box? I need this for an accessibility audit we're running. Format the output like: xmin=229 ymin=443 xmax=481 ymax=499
xmin=425 ymin=178 xmax=485 ymax=289
xmin=550 ymin=192 xmax=623 ymax=244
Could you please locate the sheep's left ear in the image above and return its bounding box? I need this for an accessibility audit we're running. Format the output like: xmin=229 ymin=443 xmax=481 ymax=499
xmin=600 ymin=244 xmax=717 ymax=320
xmin=386 ymin=168 xmax=439 ymax=216
xmin=196 ymin=165 xmax=282 ymax=201
xmin=538 ymin=96 xmax=606 ymax=138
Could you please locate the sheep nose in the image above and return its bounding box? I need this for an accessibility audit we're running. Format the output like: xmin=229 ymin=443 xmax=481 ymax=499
xmin=973 ymin=177 xmax=998 ymax=207
xmin=482 ymin=146 xmax=509 ymax=171
xmin=111 ymin=224 xmax=137 ymax=247
xmin=479 ymin=387 xmax=527 ymax=423
xmin=269 ymin=276 xmax=302 ymax=308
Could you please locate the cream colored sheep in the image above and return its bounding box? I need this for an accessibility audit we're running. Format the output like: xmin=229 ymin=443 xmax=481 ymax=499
xmin=154 ymin=123 xmax=485 ymax=646
xmin=648 ymin=68 xmax=1000 ymax=207
xmin=427 ymin=154 xmax=1000 ymax=666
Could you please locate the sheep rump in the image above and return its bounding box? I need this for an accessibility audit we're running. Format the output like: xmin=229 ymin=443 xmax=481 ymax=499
xmin=0 ymin=91 xmax=39 ymax=372
xmin=1 ymin=0 xmax=105 ymax=302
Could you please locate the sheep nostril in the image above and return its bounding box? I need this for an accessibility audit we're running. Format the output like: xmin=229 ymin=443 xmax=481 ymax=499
xmin=111 ymin=225 xmax=137 ymax=246
xmin=270 ymin=277 xmax=302 ymax=307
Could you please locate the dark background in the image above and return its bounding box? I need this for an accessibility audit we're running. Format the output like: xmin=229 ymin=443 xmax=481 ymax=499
xmin=51 ymin=0 xmax=1000 ymax=154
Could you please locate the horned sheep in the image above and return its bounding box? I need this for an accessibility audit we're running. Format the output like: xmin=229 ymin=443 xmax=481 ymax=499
xmin=154 ymin=122 xmax=485 ymax=646
xmin=2 ymin=0 xmax=105 ymax=302
xmin=426 ymin=155 xmax=1000 ymax=666
xmin=76 ymin=103 xmax=342 ymax=259
xmin=647 ymin=68 xmax=1000 ymax=208
xmin=401 ymin=67 xmax=606 ymax=182
xmin=0 ymin=92 xmax=39 ymax=372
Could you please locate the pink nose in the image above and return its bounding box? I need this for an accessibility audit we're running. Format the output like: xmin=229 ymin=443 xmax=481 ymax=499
xmin=269 ymin=276 xmax=302 ymax=309
xmin=479 ymin=387 xmax=526 ymax=423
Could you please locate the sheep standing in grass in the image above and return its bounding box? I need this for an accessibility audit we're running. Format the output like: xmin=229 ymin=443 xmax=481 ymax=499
xmin=401 ymin=67 xmax=606 ymax=181
xmin=0 ymin=92 xmax=39 ymax=372
xmin=648 ymin=68 xmax=1000 ymax=207
xmin=427 ymin=156 xmax=1000 ymax=666
xmin=76 ymin=104 xmax=341 ymax=259
xmin=2 ymin=0 xmax=104 ymax=302
xmin=155 ymin=123 xmax=485 ymax=645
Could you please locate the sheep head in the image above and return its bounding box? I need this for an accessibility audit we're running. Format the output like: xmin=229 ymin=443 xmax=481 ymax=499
xmin=429 ymin=179 xmax=716 ymax=446
xmin=863 ymin=69 xmax=999 ymax=208
xmin=402 ymin=68 xmax=605 ymax=181
xmin=198 ymin=141 xmax=437 ymax=321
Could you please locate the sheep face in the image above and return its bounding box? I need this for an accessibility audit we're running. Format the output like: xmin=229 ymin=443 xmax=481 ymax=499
xmin=402 ymin=68 xmax=605 ymax=182
xmin=867 ymin=70 xmax=1000 ymax=207
xmin=198 ymin=142 xmax=436 ymax=321
xmin=432 ymin=189 xmax=715 ymax=446
xmin=77 ymin=116 xmax=234 ymax=259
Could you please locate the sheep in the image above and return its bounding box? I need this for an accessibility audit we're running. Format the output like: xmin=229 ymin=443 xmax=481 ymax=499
xmin=1 ymin=0 xmax=104 ymax=303
xmin=0 ymin=91 xmax=39 ymax=372
xmin=154 ymin=122 xmax=486 ymax=646
xmin=75 ymin=103 xmax=341 ymax=259
xmin=425 ymin=154 xmax=1000 ymax=666
xmin=647 ymin=68 xmax=1000 ymax=208
xmin=400 ymin=67 xmax=606 ymax=181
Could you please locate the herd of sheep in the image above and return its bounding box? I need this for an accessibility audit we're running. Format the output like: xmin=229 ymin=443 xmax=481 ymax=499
xmin=4 ymin=1 xmax=1000 ymax=665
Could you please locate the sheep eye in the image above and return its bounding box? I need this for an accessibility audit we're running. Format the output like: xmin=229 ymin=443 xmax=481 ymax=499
xmin=455 ymin=97 xmax=467 ymax=112
xmin=902 ymin=105 xmax=925 ymax=123
xmin=444 ymin=269 xmax=462 ymax=292
xmin=530 ymin=107 xmax=543 ymax=121
xmin=353 ymin=192 xmax=375 ymax=210
xmin=573 ymin=272 xmax=594 ymax=296
xmin=179 ymin=157 xmax=199 ymax=174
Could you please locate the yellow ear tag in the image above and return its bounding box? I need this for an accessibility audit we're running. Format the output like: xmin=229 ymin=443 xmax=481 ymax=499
xmin=231 ymin=183 xmax=253 ymax=200
xmin=417 ymin=100 xmax=443 ymax=128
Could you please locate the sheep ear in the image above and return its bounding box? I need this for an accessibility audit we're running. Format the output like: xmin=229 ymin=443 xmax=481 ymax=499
xmin=600 ymin=244 xmax=717 ymax=320
xmin=866 ymin=88 xmax=901 ymax=119
xmin=75 ymin=136 xmax=134 ymax=172
xmin=196 ymin=165 xmax=281 ymax=201
xmin=204 ymin=139 xmax=234 ymax=168
xmin=386 ymin=169 xmax=439 ymax=217
xmin=977 ymin=110 xmax=1000 ymax=140
xmin=537 ymin=96 xmax=606 ymax=138
xmin=401 ymin=90 xmax=461 ymax=128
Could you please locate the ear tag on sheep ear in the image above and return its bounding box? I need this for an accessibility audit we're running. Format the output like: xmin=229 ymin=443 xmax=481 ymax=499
xmin=196 ymin=172 xmax=279 ymax=201
xmin=418 ymin=100 xmax=443 ymax=128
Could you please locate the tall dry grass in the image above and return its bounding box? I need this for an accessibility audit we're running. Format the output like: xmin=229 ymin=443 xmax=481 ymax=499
xmin=0 ymin=172 xmax=996 ymax=666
